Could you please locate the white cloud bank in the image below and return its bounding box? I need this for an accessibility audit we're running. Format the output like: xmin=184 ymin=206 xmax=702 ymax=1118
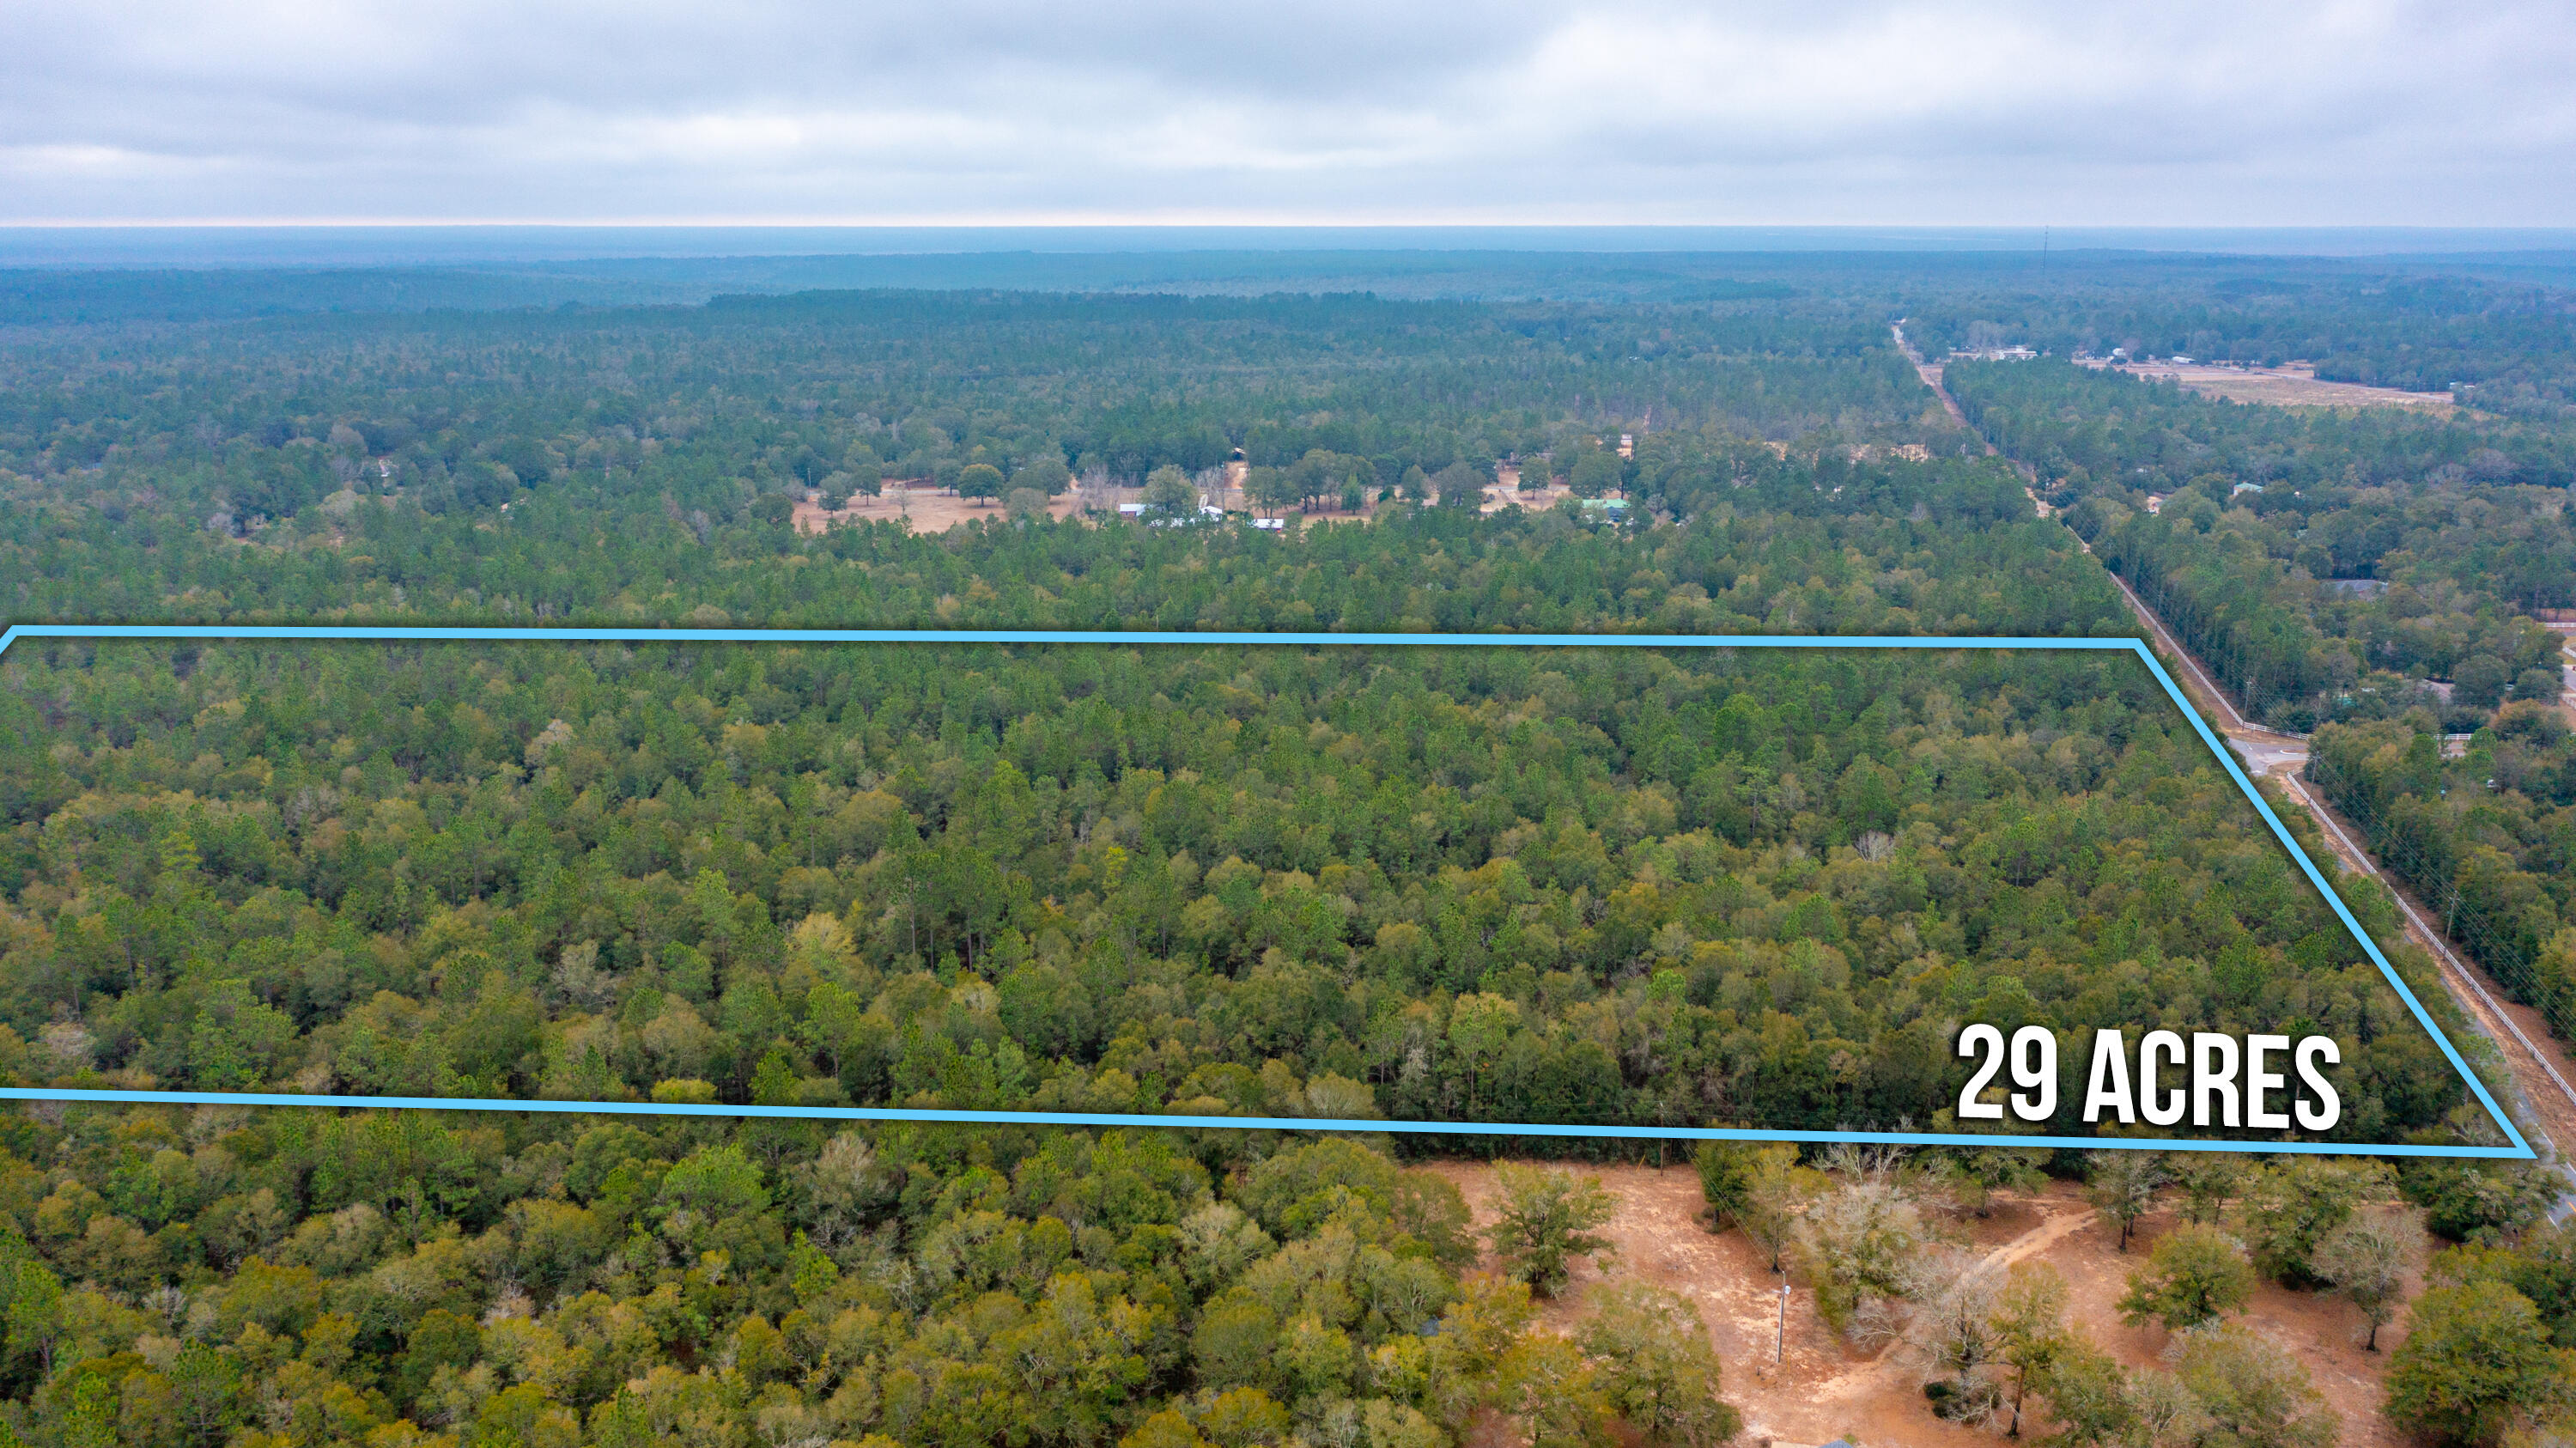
xmin=4 ymin=0 xmax=2572 ymax=224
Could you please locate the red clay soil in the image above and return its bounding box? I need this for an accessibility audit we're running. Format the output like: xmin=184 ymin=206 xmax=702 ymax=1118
xmin=1422 ymin=1162 xmax=2421 ymax=1448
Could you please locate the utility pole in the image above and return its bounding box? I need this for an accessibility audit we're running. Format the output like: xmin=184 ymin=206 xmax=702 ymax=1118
xmin=1776 ymin=1283 xmax=1790 ymax=1363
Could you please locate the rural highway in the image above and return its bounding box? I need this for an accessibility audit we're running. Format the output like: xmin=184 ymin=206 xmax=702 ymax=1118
xmin=2268 ymin=764 xmax=2576 ymax=1144
xmin=2096 ymin=506 xmax=2576 ymax=1160
xmin=1891 ymin=322 xmax=1990 ymax=447
xmin=1902 ymin=339 xmax=2576 ymax=1159
xmin=2551 ymin=623 xmax=2576 ymax=730
xmin=2080 ymin=520 xmax=2574 ymax=1151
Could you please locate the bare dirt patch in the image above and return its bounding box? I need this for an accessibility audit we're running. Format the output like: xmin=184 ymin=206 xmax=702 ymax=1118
xmin=1482 ymin=469 xmax=1569 ymax=514
xmin=793 ymin=483 xmax=1084 ymax=536
xmin=1421 ymin=1162 xmax=2418 ymax=1447
xmin=2089 ymin=362 xmax=2454 ymax=412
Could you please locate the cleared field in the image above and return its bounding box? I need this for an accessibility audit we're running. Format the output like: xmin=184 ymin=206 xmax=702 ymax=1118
xmin=2090 ymin=361 xmax=2455 ymax=411
xmin=792 ymin=481 xmax=1078 ymax=534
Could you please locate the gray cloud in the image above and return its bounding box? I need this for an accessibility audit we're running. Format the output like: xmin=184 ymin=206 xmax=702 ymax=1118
xmin=4 ymin=1 xmax=2573 ymax=224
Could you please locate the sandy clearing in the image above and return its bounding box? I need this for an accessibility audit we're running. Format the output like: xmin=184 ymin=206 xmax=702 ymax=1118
xmin=792 ymin=482 xmax=1084 ymax=535
xmin=1422 ymin=1162 xmax=2415 ymax=1448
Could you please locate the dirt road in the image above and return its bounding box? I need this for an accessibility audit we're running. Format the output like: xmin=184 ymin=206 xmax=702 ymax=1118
xmin=1902 ymin=325 xmax=2308 ymax=781
xmin=2099 ymin=559 xmax=2576 ymax=1158
xmin=2096 ymin=566 xmax=2307 ymax=750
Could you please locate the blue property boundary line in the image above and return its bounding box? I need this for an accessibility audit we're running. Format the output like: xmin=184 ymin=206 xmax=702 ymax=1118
xmin=0 ymin=623 xmax=2532 ymax=1162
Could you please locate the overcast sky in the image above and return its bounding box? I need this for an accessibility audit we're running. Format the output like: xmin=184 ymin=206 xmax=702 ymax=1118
xmin=8 ymin=1 xmax=2573 ymax=227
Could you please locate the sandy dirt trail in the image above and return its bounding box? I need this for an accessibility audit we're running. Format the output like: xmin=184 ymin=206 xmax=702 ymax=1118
xmin=1802 ymin=1202 xmax=2099 ymax=1410
xmin=1427 ymin=1163 xmax=2419 ymax=1448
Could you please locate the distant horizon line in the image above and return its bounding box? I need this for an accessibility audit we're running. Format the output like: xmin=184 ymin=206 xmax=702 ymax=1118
xmin=9 ymin=222 xmax=2576 ymax=234
xmin=8 ymin=222 xmax=2575 ymax=269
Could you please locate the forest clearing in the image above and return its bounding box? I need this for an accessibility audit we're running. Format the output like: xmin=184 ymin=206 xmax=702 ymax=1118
xmin=1431 ymin=1161 xmax=2421 ymax=1448
xmin=792 ymin=483 xmax=1084 ymax=536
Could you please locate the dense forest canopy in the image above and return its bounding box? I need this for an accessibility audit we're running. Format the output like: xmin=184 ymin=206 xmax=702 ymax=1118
xmin=3 ymin=459 xmax=2104 ymax=636
xmin=1928 ymin=333 xmax=2576 ymax=1132
xmin=0 ymin=289 xmax=1941 ymax=532
xmin=12 ymin=246 xmax=2573 ymax=418
xmin=2309 ymin=706 xmax=2576 ymax=1049
xmin=0 ymin=258 xmax=2567 ymax=1448
xmin=1 ymin=636 xmax=2451 ymax=1145
xmin=1944 ymin=359 xmax=2573 ymax=732
xmin=1952 ymin=356 xmax=2576 ymax=493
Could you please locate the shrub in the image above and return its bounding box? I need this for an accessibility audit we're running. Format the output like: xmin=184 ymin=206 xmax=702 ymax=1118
xmin=2384 ymin=1281 xmax=2576 ymax=1446
xmin=1486 ymin=1164 xmax=1614 ymax=1298
xmin=2117 ymin=1225 xmax=2255 ymax=1331
xmin=1794 ymin=1167 xmax=1935 ymax=1338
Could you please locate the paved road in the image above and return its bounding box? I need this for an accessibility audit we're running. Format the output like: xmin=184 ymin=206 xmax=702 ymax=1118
xmin=2274 ymin=767 xmax=2576 ymax=1162
xmin=2550 ymin=623 xmax=2576 ymax=729
xmin=1899 ymin=344 xmax=2576 ymax=1155
xmin=1891 ymin=323 xmax=1993 ymax=452
xmin=2092 ymin=563 xmax=2312 ymax=762
xmin=2100 ymin=532 xmax=2576 ymax=1153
